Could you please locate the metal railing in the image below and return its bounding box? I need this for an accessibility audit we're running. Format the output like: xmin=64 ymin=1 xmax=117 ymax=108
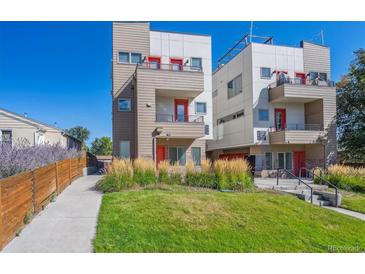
xmin=269 ymin=77 xmax=335 ymax=89
xmin=269 ymin=123 xmax=323 ymax=132
xmin=138 ymin=62 xmax=203 ymax=72
xmin=276 ymin=168 xmax=314 ymax=204
xmin=156 ymin=114 xmax=204 ymax=123
xmin=300 ymin=167 xmax=339 ymax=207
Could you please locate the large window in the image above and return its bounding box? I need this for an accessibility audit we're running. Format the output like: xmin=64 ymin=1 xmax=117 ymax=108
xmin=168 ymin=147 xmax=186 ymax=165
xmin=131 ymin=53 xmax=142 ymax=64
xmin=192 ymin=147 xmax=201 ymax=166
xmin=118 ymin=98 xmax=131 ymax=111
xmin=259 ymin=109 xmax=269 ymax=121
xmin=191 ymin=57 xmax=202 ymax=69
xmin=265 ymin=152 xmax=272 ymax=170
xmin=260 ymin=67 xmax=271 ymax=79
xmin=227 ymin=74 xmax=242 ymax=99
xmin=120 ymin=141 xmax=130 ymax=159
xmin=309 ymin=71 xmax=327 ymax=81
xmin=119 ymin=52 xmax=130 ymax=63
xmin=1 ymin=130 xmax=12 ymax=146
xmin=278 ymin=152 xmax=292 ymax=169
xmin=196 ymin=102 xmax=207 ymax=114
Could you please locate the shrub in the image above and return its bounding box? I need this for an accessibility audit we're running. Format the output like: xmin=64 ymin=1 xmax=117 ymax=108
xmin=315 ymin=165 xmax=365 ymax=193
xmin=133 ymin=158 xmax=156 ymax=185
xmin=169 ymin=163 xmax=183 ymax=185
xmin=158 ymin=160 xmax=170 ymax=184
xmin=185 ymin=159 xmax=216 ymax=188
xmin=0 ymin=139 xmax=81 ymax=179
xmin=96 ymin=159 xmax=133 ymax=192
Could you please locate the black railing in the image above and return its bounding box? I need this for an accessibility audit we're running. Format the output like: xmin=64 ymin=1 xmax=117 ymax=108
xmin=276 ymin=168 xmax=313 ymax=204
xmin=156 ymin=114 xmax=204 ymax=123
xmin=300 ymin=167 xmax=339 ymax=207
xmin=269 ymin=77 xmax=335 ymax=89
xmin=138 ymin=62 xmax=203 ymax=72
xmin=269 ymin=123 xmax=323 ymax=132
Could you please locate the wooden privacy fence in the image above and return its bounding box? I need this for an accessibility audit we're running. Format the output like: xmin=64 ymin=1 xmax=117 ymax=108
xmin=0 ymin=156 xmax=86 ymax=250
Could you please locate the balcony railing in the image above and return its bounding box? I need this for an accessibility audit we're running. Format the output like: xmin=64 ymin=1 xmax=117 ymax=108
xmin=138 ymin=62 xmax=203 ymax=72
xmin=269 ymin=123 xmax=323 ymax=132
xmin=269 ymin=77 xmax=335 ymax=89
xmin=156 ymin=114 xmax=204 ymax=123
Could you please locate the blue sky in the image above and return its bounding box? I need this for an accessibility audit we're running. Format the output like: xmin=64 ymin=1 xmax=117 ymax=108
xmin=0 ymin=21 xmax=364 ymax=144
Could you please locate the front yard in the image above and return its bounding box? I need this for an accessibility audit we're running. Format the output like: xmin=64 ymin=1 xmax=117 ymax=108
xmin=94 ymin=185 xmax=365 ymax=252
xmin=341 ymin=191 xmax=365 ymax=214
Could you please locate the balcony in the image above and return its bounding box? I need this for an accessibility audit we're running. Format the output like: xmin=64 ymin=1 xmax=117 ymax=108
xmin=269 ymin=77 xmax=336 ymax=103
xmin=269 ymin=123 xmax=323 ymax=145
xmin=155 ymin=114 xmax=205 ymax=139
xmin=139 ymin=62 xmax=203 ymax=73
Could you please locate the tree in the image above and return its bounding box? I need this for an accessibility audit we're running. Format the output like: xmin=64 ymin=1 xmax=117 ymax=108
xmin=65 ymin=126 xmax=90 ymax=151
xmin=90 ymin=137 xmax=112 ymax=156
xmin=336 ymin=49 xmax=365 ymax=162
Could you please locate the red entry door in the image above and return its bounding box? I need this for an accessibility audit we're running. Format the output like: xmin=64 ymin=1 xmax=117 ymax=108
xmin=157 ymin=145 xmax=166 ymax=164
xmin=148 ymin=56 xmax=161 ymax=69
xmin=295 ymin=72 xmax=306 ymax=85
xmin=175 ymin=99 xmax=189 ymax=122
xmin=170 ymin=58 xmax=183 ymax=71
xmin=293 ymin=150 xmax=306 ymax=177
xmin=274 ymin=108 xmax=286 ymax=131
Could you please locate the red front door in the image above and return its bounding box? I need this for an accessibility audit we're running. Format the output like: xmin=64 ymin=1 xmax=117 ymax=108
xmin=293 ymin=150 xmax=306 ymax=176
xmin=170 ymin=58 xmax=183 ymax=71
xmin=174 ymin=99 xmax=189 ymax=122
xmin=295 ymin=72 xmax=306 ymax=85
xmin=157 ymin=145 xmax=166 ymax=164
xmin=274 ymin=108 xmax=286 ymax=131
xmin=148 ymin=56 xmax=161 ymax=69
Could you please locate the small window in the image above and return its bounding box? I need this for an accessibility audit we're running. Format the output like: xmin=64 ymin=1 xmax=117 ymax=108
xmin=1 ymin=130 xmax=12 ymax=147
xmin=259 ymin=109 xmax=269 ymax=121
xmin=265 ymin=152 xmax=272 ymax=170
xmin=319 ymin=73 xmax=327 ymax=81
xmin=191 ymin=57 xmax=202 ymax=69
xmin=257 ymin=130 xmax=267 ymax=141
xmin=131 ymin=53 xmax=142 ymax=64
xmin=118 ymin=98 xmax=131 ymax=111
xmin=192 ymin=147 xmax=201 ymax=166
xmin=260 ymin=67 xmax=271 ymax=79
xmin=227 ymin=74 xmax=242 ymax=99
xmin=196 ymin=102 xmax=207 ymax=114
xmin=119 ymin=52 xmax=130 ymax=63
xmin=204 ymin=124 xmax=210 ymax=135
xmin=120 ymin=141 xmax=130 ymax=158
xmin=213 ymin=90 xmax=218 ymax=98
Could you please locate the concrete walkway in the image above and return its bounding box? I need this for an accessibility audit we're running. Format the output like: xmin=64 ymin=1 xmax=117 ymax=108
xmin=3 ymin=175 xmax=103 ymax=253
xmin=323 ymin=206 xmax=365 ymax=221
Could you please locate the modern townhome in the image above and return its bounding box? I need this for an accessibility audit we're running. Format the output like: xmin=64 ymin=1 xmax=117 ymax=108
xmin=207 ymin=35 xmax=337 ymax=176
xmin=0 ymin=107 xmax=81 ymax=149
xmin=112 ymin=22 xmax=213 ymax=165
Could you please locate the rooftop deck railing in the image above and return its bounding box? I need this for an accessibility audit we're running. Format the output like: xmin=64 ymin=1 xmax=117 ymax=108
xmin=138 ymin=62 xmax=203 ymax=73
xmin=269 ymin=77 xmax=335 ymax=89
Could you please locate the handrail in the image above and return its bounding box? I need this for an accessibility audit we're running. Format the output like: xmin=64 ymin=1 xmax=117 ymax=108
xmin=276 ymin=168 xmax=313 ymax=204
xmin=300 ymin=167 xmax=339 ymax=207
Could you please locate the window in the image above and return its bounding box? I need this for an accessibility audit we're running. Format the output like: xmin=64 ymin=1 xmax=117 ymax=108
xmin=119 ymin=52 xmax=130 ymax=63
xmin=319 ymin=73 xmax=327 ymax=81
xmin=120 ymin=141 xmax=130 ymax=158
xmin=1 ymin=130 xmax=12 ymax=146
xmin=196 ymin=102 xmax=207 ymax=114
xmin=265 ymin=152 xmax=272 ymax=170
xmin=227 ymin=74 xmax=242 ymax=99
xmin=118 ymin=98 xmax=131 ymax=111
xmin=204 ymin=124 xmax=210 ymax=135
xmin=168 ymin=147 xmax=186 ymax=165
xmin=131 ymin=53 xmax=142 ymax=64
xmin=309 ymin=71 xmax=327 ymax=81
xmin=259 ymin=109 xmax=269 ymax=121
xmin=217 ymin=109 xmax=244 ymax=125
xmin=257 ymin=130 xmax=267 ymax=141
xmin=278 ymin=152 xmax=292 ymax=169
xmin=213 ymin=90 xmax=218 ymax=98
xmin=260 ymin=67 xmax=271 ymax=79
xmin=192 ymin=147 xmax=201 ymax=166
xmin=191 ymin=57 xmax=202 ymax=69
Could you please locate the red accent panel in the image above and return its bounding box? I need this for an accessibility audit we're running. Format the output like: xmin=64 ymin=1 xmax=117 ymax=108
xmin=219 ymin=153 xmax=248 ymax=160
xmin=295 ymin=72 xmax=306 ymax=84
xmin=148 ymin=56 xmax=161 ymax=69
xmin=274 ymin=108 xmax=286 ymax=130
xmin=157 ymin=145 xmax=166 ymax=164
xmin=170 ymin=58 xmax=183 ymax=71
xmin=174 ymin=99 xmax=189 ymax=122
xmin=293 ymin=150 xmax=306 ymax=176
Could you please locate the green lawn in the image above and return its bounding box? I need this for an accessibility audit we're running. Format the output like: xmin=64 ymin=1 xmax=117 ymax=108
xmin=341 ymin=191 xmax=365 ymax=214
xmin=94 ymin=185 xmax=365 ymax=252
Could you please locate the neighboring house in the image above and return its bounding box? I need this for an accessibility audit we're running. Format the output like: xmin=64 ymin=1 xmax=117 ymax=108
xmin=0 ymin=107 xmax=81 ymax=150
xmin=207 ymin=35 xmax=337 ymax=175
xmin=112 ymin=22 xmax=213 ymax=165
